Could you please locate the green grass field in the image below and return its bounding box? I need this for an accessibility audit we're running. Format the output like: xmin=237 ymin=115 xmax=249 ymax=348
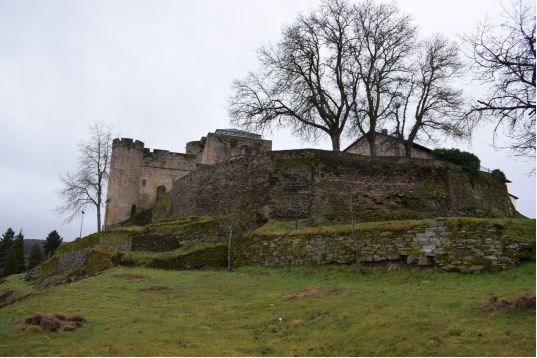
xmin=0 ymin=263 xmax=535 ymax=356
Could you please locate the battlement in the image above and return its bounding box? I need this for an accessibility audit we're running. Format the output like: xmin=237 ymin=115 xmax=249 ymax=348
xmin=142 ymin=148 xmax=196 ymax=159
xmin=112 ymin=138 xmax=145 ymax=150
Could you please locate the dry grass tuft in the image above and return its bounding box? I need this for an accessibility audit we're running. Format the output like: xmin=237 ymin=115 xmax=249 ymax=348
xmin=486 ymin=292 xmax=536 ymax=311
xmin=21 ymin=314 xmax=87 ymax=333
xmin=283 ymin=286 xmax=327 ymax=300
xmin=141 ymin=285 xmax=171 ymax=292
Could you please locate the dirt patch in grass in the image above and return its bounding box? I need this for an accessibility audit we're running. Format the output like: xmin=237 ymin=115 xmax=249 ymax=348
xmin=251 ymin=271 xmax=270 ymax=276
xmin=141 ymin=285 xmax=171 ymax=292
xmin=486 ymin=293 xmax=536 ymax=311
xmin=283 ymin=286 xmax=327 ymax=300
xmin=115 ymin=274 xmax=147 ymax=280
xmin=0 ymin=278 xmax=6 ymax=284
xmin=0 ymin=289 xmax=15 ymax=301
xmin=21 ymin=314 xmax=87 ymax=333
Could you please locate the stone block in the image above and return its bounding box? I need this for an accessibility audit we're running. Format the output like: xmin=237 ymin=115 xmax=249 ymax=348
xmin=469 ymin=265 xmax=484 ymax=272
xmin=417 ymin=256 xmax=433 ymax=266
xmin=429 ymin=220 xmax=445 ymax=227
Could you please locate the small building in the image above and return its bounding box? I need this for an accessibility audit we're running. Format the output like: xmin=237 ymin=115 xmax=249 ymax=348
xmin=344 ymin=130 xmax=432 ymax=159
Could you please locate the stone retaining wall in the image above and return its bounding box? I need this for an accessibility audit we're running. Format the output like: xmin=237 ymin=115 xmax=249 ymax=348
xmin=132 ymin=234 xmax=181 ymax=252
xmin=235 ymin=219 xmax=533 ymax=272
xmin=163 ymin=149 xmax=515 ymax=222
xmin=57 ymin=250 xmax=92 ymax=272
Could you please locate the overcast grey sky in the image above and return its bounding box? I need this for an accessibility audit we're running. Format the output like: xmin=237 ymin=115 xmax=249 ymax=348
xmin=0 ymin=0 xmax=534 ymax=242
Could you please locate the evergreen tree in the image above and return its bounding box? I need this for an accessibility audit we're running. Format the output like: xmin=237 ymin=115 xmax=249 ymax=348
xmin=0 ymin=228 xmax=15 ymax=270
xmin=43 ymin=230 xmax=63 ymax=257
xmin=28 ymin=244 xmax=44 ymax=270
xmin=1 ymin=230 xmax=25 ymax=277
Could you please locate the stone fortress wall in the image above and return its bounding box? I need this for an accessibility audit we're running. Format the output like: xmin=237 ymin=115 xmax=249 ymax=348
xmin=105 ymin=130 xmax=272 ymax=227
xmin=156 ymin=149 xmax=516 ymax=222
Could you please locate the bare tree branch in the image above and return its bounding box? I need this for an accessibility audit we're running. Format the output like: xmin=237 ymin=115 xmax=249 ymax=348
xmin=350 ymin=0 xmax=417 ymax=156
xmin=461 ymin=0 xmax=536 ymax=167
xmin=228 ymin=0 xmax=359 ymax=151
xmin=393 ymin=34 xmax=473 ymax=156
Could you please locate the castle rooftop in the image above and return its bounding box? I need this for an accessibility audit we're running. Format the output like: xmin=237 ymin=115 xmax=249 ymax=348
xmin=215 ymin=128 xmax=262 ymax=139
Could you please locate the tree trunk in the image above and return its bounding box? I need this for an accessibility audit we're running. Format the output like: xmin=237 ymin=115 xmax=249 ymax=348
xmin=227 ymin=228 xmax=233 ymax=272
xmin=405 ymin=140 xmax=413 ymax=158
xmin=405 ymin=127 xmax=419 ymax=158
xmin=97 ymin=183 xmax=102 ymax=233
xmin=96 ymin=205 xmax=101 ymax=233
xmin=367 ymin=132 xmax=377 ymax=157
xmin=330 ymin=133 xmax=341 ymax=152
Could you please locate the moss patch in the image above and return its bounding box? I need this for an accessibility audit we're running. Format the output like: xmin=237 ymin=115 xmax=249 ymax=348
xmin=109 ymin=208 xmax=153 ymax=228
xmin=152 ymin=192 xmax=172 ymax=222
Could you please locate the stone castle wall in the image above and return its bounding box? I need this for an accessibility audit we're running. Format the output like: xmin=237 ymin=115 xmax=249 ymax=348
xmin=159 ymin=149 xmax=515 ymax=222
xmin=200 ymin=133 xmax=272 ymax=165
xmin=105 ymin=138 xmax=197 ymax=227
xmin=138 ymin=150 xmax=197 ymax=209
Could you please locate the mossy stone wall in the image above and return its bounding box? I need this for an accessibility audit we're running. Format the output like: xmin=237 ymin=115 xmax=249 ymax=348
xmin=132 ymin=234 xmax=181 ymax=252
xmin=146 ymin=245 xmax=227 ymax=270
xmin=56 ymin=230 xmax=138 ymax=255
xmin=234 ymin=219 xmax=533 ymax=272
xmin=168 ymin=149 xmax=516 ymax=221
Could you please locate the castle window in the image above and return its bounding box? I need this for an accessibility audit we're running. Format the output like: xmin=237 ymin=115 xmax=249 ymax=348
xmin=142 ymin=179 xmax=147 ymax=186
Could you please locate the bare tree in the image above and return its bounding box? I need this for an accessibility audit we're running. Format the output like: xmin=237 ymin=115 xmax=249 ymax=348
xmin=462 ymin=0 xmax=536 ymax=162
xmin=54 ymin=122 xmax=114 ymax=233
xmin=393 ymin=34 xmax=471 ymax=157
xmin=228 ymin=0 xmax=359 ymax=151
xmin=351 ymin=0 xmax=417 ymax=157
xmin=219 ymin=201 xmax=250 ymax=272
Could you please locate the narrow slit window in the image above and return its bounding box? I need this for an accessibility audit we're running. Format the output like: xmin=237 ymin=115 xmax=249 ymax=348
xmin=142 ymin=179 xmax=147 ymax=186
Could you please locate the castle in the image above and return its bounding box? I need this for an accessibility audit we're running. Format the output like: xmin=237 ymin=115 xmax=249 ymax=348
xmin=105 ymin=129 xmax=272 ymax=227
xmin=105 ymin=129 xmax=518 ymax=229
xmin=44 ymin=129 xmax=524 ymax=278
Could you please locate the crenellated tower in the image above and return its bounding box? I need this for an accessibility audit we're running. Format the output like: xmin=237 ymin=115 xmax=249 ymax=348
xmin=104 ymin=129 xmax=272 ymax=228
xmin=105 ymin=138 xmax=145 ymax=228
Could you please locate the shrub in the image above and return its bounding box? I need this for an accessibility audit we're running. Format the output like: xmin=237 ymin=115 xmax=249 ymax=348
xmin=432 ymin=148 xmax=480 ymax=184
xmin=491 ymin=169 xmax=507 ymax=184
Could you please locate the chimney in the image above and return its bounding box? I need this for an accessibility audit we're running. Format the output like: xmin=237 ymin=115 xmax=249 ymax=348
xmin=381 ymin=129 xmax=388 ymax=135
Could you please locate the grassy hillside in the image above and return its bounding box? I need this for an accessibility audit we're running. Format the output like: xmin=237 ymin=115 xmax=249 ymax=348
xmin=0 ymin=263 xmax=534 ymax=356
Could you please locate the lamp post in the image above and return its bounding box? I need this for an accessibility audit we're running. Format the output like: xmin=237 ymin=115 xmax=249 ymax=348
xmin=79 ymin=210 xmax=85 ymax=238
xmin=104 ymin=198 xmax=111 ymax=230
